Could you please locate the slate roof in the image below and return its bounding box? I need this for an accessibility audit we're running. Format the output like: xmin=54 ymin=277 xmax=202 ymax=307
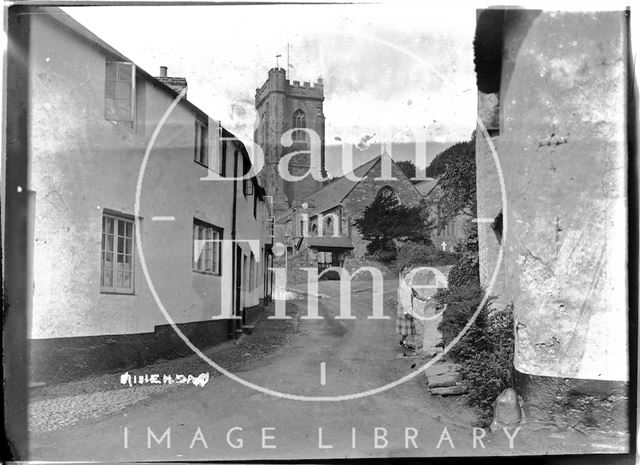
xmin=302 ymin=156 xmax=381 ymax=214
xmin=157 ymin=76 xmax=188 ymax=95
xmin=414 ymin=178 xmax=439 ymax=197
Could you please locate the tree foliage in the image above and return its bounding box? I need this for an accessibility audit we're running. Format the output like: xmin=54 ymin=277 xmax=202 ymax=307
xmin=396 ymin=160 xmax=417 ymax=182
xmin=435 ymin=273 xmax=514 ymax=426
xmin=354 ymin=193 xmax=432 ymax=261
xmin=429 ymin=132 xmax=477 ymax=228
xmin=394 ymin=242 xmax=460 ymax=273
xmin=425 ymin=138 xmax=475 ymax=178
xmin=438 ymin=156 xmax=477 ymax=222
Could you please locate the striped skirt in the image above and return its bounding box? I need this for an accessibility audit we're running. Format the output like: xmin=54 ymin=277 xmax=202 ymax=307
xmin=395 ymin=311 xmax=416 ymax=336
xmin=396 ymin=276 xmax=416 ymax=336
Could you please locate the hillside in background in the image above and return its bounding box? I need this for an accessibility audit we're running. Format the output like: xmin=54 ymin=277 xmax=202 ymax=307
xmin=424 ymin=139 xmax=475 ymax=178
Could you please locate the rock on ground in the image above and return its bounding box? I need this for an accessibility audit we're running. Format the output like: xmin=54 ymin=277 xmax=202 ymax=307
xmin=490 ymin=387 xmax=522 ymax=432
xmin=430 ymin=384 xmax=468 ymax=396
xmin=428 ymin=372 xmax=461 ymax=389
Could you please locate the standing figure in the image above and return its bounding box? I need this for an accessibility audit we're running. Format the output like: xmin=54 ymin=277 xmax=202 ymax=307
xmin=396 ymin=268 xmax=416 ymax=351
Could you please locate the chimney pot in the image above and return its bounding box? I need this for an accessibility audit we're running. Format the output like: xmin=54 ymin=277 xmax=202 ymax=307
xmin=159 ymin=66 xmax=167 ymax=77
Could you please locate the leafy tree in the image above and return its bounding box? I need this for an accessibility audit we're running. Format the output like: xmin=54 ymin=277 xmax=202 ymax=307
xmin=454 ymin=220 xmax=478 ymax=254
xmin=429 ymin=132 xmax=477 ymax=228
xmin=354 ymin=193 xmax=433 ymax=262
xmin=437 ymin=156 xmax=477 ymax=222
xmin=425 ymin=133 xmax=476 ymax=178
xmin=396 ymin=160 xmax=417 ymax=181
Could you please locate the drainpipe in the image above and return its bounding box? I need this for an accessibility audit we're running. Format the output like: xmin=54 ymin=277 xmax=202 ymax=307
xmin=230 ymin=145 xmax=239 ymax=338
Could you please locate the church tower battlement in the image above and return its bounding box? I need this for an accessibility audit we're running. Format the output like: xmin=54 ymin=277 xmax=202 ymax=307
xmin=254 ymin=68 xmax=326 ymax=215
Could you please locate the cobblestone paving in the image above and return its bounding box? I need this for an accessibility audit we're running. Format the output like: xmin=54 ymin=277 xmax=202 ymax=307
xmin=29 ymin=303 xmax=300 ymax=433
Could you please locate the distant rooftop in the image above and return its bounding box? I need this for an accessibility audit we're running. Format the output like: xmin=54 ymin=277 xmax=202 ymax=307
xmin=302 ymin=156 xmax=382 ymax=215
xmin=414 ymin=178 xmax=439 ymax=197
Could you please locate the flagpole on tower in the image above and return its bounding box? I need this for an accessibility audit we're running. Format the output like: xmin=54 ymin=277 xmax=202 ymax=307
xmin=287 ymin=43 xmax=290 ymax=78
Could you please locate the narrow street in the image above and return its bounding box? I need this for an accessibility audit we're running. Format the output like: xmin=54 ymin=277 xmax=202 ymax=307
xmin=7 ymin=6 xmax=634 ymax=463
xmin=28 ymin=279 xmax=626 ymax=460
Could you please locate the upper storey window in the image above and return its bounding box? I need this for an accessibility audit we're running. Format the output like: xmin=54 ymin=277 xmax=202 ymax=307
xmin=376 ymin=185 xmax=401 ymax=205
xmin=292 ymin=110 xmax=306 ymax=142
xmin=105 ymin=61 xmax=135 ymax=122
xmin=194 ymin=119 xmax=208 ymax=166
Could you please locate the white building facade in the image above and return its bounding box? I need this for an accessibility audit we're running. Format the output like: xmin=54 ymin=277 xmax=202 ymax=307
xmin=10 ymin=7 xmax=271 ymax=381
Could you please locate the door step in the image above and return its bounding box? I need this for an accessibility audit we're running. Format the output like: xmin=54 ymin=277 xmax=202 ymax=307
xmin=242 ymin=325 xmax=255 ymax=335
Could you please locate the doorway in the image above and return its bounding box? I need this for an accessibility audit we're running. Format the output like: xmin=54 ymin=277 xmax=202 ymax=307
xmin=235 ymin=246 xmax=243 ymax=330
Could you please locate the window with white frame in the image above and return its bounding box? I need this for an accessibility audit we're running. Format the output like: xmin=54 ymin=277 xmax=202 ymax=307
xmin=105 ymin=61 xmax=135 ymax=122
xmin=101 ymin=212 xmax=134 ymax=293
xmin=194 ymin=119 xmax=208 ymax=166
xmin=207 ymin=120 xmax=223 ymax=174
xmin=193 ymin=219 xmax=222 ymax=274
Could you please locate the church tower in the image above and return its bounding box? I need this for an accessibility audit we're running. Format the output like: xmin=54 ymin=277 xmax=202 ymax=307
xmin=254 ymin=68 xmax=326 ymax=215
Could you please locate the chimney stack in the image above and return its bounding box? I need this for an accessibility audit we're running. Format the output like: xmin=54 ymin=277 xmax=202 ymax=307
xmin=156 ymin=66 xmax=188 ymax=98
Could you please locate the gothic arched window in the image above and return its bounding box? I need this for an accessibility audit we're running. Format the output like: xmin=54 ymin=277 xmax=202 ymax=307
xmin=292 ymin=110 xmax=306 ymax=142
xmin=376 ymin=185 xmax=401 ymax=205
xmin=326 ymin=217 xmax=335 ymax=236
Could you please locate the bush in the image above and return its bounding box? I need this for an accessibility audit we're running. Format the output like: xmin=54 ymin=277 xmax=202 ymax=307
xmin=369 ymin=239 xmax=397 ymax=263
xmin=436 ymin=281 xmax=490 ymax=360
xmin=460 ymin=307 xmax=515 ymax=425
xmin=446 ymin=252 xmax=479 ymax=289
xmin=435 ymin=273 xmax=514 ymax=426
xmin=462 ymin=349 xmax=514 ymax=425
xmin=455 ymin=220 xmax=478 ymax=254
xmin=433 ymin=248 xmax=483 ymax=359
xmin=394 ymin=242 xmax=460 ymax=272
xmin=373 ymin=248 xmax=397 ymax=263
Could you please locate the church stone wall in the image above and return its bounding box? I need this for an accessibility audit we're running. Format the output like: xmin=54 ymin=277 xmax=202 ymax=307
xmin=255 ymin=68 xmax=325 ymax=213
xmin=341 ymin=158 xmax=423 ymax=259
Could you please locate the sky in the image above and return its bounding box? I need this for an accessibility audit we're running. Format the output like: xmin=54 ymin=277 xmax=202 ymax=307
xmin=64 ymin=3 xmax=478 ymax=164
